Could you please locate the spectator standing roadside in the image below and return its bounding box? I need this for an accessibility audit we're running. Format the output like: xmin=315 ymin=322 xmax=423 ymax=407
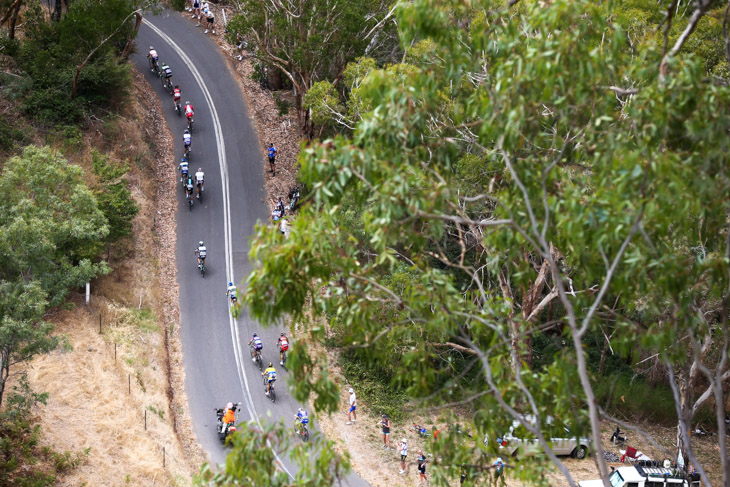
xmin=417 ymin=450 xmax=428 ymax=485
xmin=381 ymin=414 xmax=391 ymax=449
xmin=493 ymin=457 xmax=505 ymax=486
xmin=204 ymin=8 xmax=216 ymax=35
xmin=191 ymin=0 xmax=200 ymax=19
xmin=267 ymin=143 xmax=277 ymax=176
xmin=460 ymin=464 xmax=468 ymax=486
xmin=398 ymin=438 xmax=408 ymax=474
xmin=346 ymin=388 xmax=357 ymax=424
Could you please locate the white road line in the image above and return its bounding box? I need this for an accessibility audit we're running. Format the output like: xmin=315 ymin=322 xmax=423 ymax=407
xmin=143 ymin=18 xmax=294 ymax=479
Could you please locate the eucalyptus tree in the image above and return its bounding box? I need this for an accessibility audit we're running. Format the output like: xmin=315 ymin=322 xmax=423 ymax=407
xmin=237 ymin=0 xmax=729 ymax=486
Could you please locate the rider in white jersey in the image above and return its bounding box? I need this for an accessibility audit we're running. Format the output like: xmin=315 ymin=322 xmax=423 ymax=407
xmin=195 ymin=241 xmax=207 ymax=266
xmin=226 ymin=282 xmax=237 ymax=304
xmin=195 ymin=168 xmax=205 ymax=197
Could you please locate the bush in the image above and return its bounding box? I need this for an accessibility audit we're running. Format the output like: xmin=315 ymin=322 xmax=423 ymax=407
xmin=170 ymin=0 xmax=187 ymax=11
xmin=593 ymin=373 xmax=678 ymax=425
xmin=339 ymin=353 xmax=409 ymax=422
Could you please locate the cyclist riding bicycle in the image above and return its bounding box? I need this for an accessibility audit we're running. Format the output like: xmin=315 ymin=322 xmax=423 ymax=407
xmin=178 ymin=157 xmax=189 ymax=183
xmin=184 ymin=101 xmax=194 ymax=121
xmin=194 ymin=241 xmax=207 ymax=266
xmin=262 ymin=363 xmax=277 ymax=396
xmin=222 ymin=402 xmax=236 ymax=426
xmin=277 ymin=333 xmax=289 ymax=365
xmin=295 ymin=407 xmax=309 ymax=434
xmin=173 ymin=85 xmax=182 ymax=109
xmin=195 ymin=168 xmax=205 ymax=198
xmin=226 ymin=282 xmax=237 ymax=304
xmin=147 ymin=46 xmax=159 ymax=71
xmin=183 ymin=129 xmax=192 ymax=154
xmin=185 ymin=174 xmax=194 ymax=200
xmin=160 ymin=61 xmax=173 ymax=85
xmin=249 ymin=332 xmax=263 ymax=363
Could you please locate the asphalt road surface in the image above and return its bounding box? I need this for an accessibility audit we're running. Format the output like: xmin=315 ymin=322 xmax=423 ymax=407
xmin=132 ymin=12 xmax=368 ymax=486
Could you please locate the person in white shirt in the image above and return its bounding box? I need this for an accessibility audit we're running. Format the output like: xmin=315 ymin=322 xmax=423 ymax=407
xmin=346 ymin=387 xmax=356 ymax=424
xmin=399 ymin=438 xmax=408 ymax=474
xmin=195 ymin=168 xmax=204 ymax=198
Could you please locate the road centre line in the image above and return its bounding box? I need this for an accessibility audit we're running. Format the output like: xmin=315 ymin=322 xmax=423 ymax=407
xmin=142 ymin=18 xmax=294 ymax=479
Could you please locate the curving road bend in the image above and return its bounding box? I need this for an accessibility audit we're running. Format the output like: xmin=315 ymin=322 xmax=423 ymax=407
xmin=131 ymin=12 xmax=368 ymax=486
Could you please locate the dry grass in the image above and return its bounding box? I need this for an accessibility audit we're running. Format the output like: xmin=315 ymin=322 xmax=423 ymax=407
xmin=11 ymin=70 xmax=204 ymax=486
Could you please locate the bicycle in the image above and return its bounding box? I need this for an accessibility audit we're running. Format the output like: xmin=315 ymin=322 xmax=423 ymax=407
xmin=184 ymin=144 xmax=191 ymax=160
xmin=188 ymin=193 xmax=194 ymax=211
xmin=295 ymin=419 xmax=310 ymax=442
xmin=187 ymin=116 xmax=194 ymax=133
xmin=198 ymin=259 xmax=206 ymax=277
xmin=148 ymin=57 xmax=159 ymax=75
xmin=250 ymin=345 xmax=263 ymax=370
xmin=263 ymin=376 xmax=276 ymax=403
xmin=175 ymin=99 xmax=182 ymax=116
xmin=196 ymin=182 xmax=204 ymax=203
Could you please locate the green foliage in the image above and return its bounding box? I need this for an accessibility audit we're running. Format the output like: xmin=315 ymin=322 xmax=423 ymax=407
xmin=272 ymin=92 xmax=293 ymax=117
xmin=339 ymin=353 xmax=409 ymax=422
xmin=0 ymin=146 xmax=110 ymax=303
xmin=91 ymin=151 xmax=139 ymax=243
xmin=12 ymin=0 xmax=135 ymax=125
xmin=245 ymin=0 xmax=730 ymax=483
xmin=195 ymin=420 xmax=350 ymax=487
xmin=170 ymin=0 xmax=186 ymax=11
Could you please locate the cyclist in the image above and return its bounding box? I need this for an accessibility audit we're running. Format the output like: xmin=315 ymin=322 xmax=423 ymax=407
xmin=195 ymin=167 xmax=205 ymax=198
xmin=183 ymin=128 xmax=192 ymax=156
xmin=185 ymin=173 xmax=194 ymax=201
xmin=178 ymin=157 xmax=189 ymax=183
xmin=147 ymin=46 xmax=159 ymax=72
xmin=295 ymin=407 xmax=309 ymax=434
xmin=262 ymin=363 xmax=277 ymax=396
xmin=184 ymin=101 xmax=194 ymax=124
xmin=248 ymin=332 xmax=263 ymax=363
xmin=160 ymin=61 xmax=173 ymax=89
xmin=226 ymin=282 xmax=237 ymax=304
xmin=222 ymin=402 xmax=236 ymax=426
xmin=173 ymin=85 xmax=182 ymax=110
xmin=277 ymin=333 xmax=289 ymax=365
xmin=194 ymin=241 xmax=207 ymax=266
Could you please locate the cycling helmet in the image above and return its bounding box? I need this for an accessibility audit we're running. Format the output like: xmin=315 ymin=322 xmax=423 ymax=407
xmin=181 ymin=156 xmax=187 ymax=162
xmin=226 ymin=402 xmax=233 ymax=409
xmin=184 ymin=129 xmax=190 ymax=134
xmin=174 ymin=84 xmax=179 ymax=89
xmin=280 ymin=332 xmax=285 ymax=336
xmin=229 ymin=281 xmax=233 ymax=286
xmin=199 ymin=241 xmax=204 ymax=246
xmin=198 ymin=167 xmax=203 ymax=171
xmin=252 ymin=332 xmax=257 ymax=337
xmin=149 ymin=45 xmax=154 ymax=50
xmin=298 ymin=407 xmax=304 ymax=413
xmin=269 ymin=362 xmax=273 ymax=367
xmin=186 ymin=100 xmax=190 ymax=105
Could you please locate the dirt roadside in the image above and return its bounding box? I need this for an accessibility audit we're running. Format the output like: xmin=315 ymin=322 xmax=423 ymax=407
xmin=16 ymin=70 xmax=204 ymax=486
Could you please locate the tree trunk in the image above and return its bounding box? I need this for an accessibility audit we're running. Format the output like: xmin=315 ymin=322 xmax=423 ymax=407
xmin=0 ymin=347 xmax=10 ymax=409
xmin=121 ymin=11 xmax=143 ymax=60
xmin=52 ymin=0 xmax=62 ymax=21
xmin=598 ymin=340 xmax=608 ymax=375
xmin=675 ymin=366 xmax=690 ymax=467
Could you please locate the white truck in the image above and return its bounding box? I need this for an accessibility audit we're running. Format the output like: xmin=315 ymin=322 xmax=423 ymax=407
xmin=579 ymin=466 xmax=700 ymax=487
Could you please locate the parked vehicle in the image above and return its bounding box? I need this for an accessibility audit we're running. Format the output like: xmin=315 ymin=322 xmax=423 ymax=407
xmin=499 ymin=415 xmax=591 ymax=459
xmin=579 ymin=466 xmax=699 ymax=487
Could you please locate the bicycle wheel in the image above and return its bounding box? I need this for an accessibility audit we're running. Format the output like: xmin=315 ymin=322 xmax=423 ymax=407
xmin=270 ymin=385 xmax=276 ymax=403
xmin=250 ymin=346 xmax=256 ymax=360
xmin=302 ymin=426 xmax=309 ymax=442
xmin=201 ymin=264 xmax=205 ymax=278
xmin=188 ymin=197 xmax=193 ymax=211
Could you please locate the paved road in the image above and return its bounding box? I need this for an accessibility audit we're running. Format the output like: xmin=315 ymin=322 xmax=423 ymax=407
xmin=131 ymin=11 xmax=368 ymax=486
